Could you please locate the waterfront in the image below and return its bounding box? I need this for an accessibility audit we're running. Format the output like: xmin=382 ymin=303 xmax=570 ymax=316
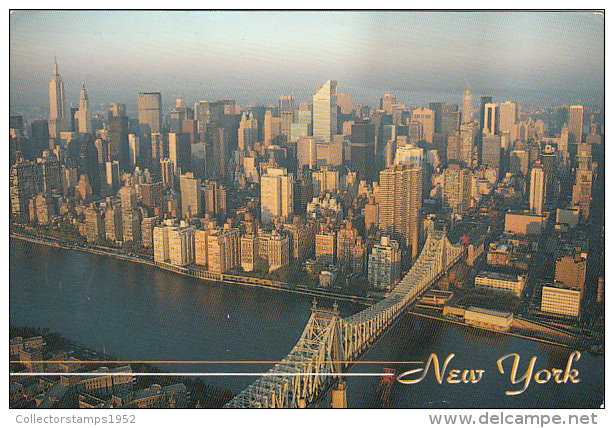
xmin=10 ymin=239 xmax=604 ymax=408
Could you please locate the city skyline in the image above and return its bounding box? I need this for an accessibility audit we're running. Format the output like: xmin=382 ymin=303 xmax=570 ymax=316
xmin=10 ymin=11 xmax=604 ymax=118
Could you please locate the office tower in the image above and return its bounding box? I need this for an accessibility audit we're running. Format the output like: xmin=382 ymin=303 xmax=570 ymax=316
xmin=36 ymin=150 xmax=62 ymax=195
xmin=364 ymin=197 xmax=379 ymax=231
xmin=78 ymin=135 xmax=102 ymax=195
xmin=109 ymin=103 xmax=126 ymax=118
xmin=478 ymin=96 xmax=492 ymax=134
xmin=336 ymin=221 xmax=363 ymax=272
xmin=264 ymin=109 xmax=282 ymax=146
xmin=167 ymin=226 xmax=195 ymax=266
xmin=83 ymin=204 xmax=105 ymax=242
xmin=94 ymin=138 xmax=109 ymax=164
xmin=380 ymin=94 xmax=397 ymax=114
xmin=585 ymin=117 xmax=602 ymax=145
xmin=349 ymin=120 xmax=377 ymax=182
xmin=75 ymin=83 xmax=92 ymax=135
xmin=394 ymin=144 xmax=423 ymax=168
xmin=529 ymin=162 xmax=546 ymax=215
xmin=498 ymin=101 xmax=517 ymax=135
xmin=410 ymin=107 xmax=435 ymax=143
xmin=48 ymin=58 xmax=67 ymax=139
xmin=443 ymin=164 xmax=472 ymax=214
xmin=509 ymin=150 xmax=529 ymax=176
xmin=238 ymin=111 xmax=258 ymax=151
xmin=297 ymin=137 xmax=317 ymax=170
xmin=568 ymin=105 xmax=584 ymax=145
xmin=572 ymin=164 xmax=594 ymax=219
xmin=540 ymin=145 xmax=558 ymax=200
xmin=180 ymin=172 xmax=202 ymax=219
xmin=482 ymin=103 xmax=498 ymax=135
xmin=10 ymin=157 xmax=37 ymax=223
xmin=160 ymin=158 xmax=175 ymax=189
xmin=106 ymin=161 xmax=120 ymax=192
xmin=141 ymin=216 xmax=159 ymax=248
xmin=462 ymin=89 xmax=472 ymax=124
xmin=379 ymin=165 xmax=422 ymax=258
xmin=313 ymin=80 xmax=337 ymax=142
xmin=441 ymin=104 xmax=460 ymax=137
xmin=128 ymin=134 xmax=140 ymax=167
xmin=459 ymin=123 xmax=478 ymax=167
xmin=481 ymin=134 xmax=501 ymax=170
xmin=260 ymin=167 xmax=294 ymax=223
xmin=337 ymin=93 xmax=353 ymax=115
xmin=150 ymin=132 xmax=168 ymax=164
xmin=138 ymin=92 xmax=162 ymax=135
xmin=168 ymin=132 xmax=191 ymax=174
xmin=108 ymin=115 xmax=130 ymax=166
xmin=368 ymin=236 xmax=401 ymax=290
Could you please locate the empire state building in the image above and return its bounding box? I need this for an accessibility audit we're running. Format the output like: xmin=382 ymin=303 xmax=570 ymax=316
xmin=48 ymin=58 xmax=67 ymax=140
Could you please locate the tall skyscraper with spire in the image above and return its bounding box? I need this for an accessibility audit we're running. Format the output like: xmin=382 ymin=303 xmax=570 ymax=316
xmin=313 ymin=80 xmax=337 ymax=143
xmin=48 ymin=58 xmax=67 ymax=140
xmin=76 ymin=83 xmax=92 ymax=135
xmin=462 ymin=89 xmax=472 ymax=124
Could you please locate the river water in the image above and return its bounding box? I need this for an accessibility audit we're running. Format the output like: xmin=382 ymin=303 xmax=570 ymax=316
xmin=9 ymin=238 xmax=604 ymax=408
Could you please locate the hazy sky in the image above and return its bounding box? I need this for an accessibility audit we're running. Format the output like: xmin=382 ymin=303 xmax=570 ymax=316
xmin=9 ymin=10 xmax=605 ymax=118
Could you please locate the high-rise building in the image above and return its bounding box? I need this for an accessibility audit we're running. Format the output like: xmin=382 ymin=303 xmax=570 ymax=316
xmin=260 ymin=167 xmax=294 ymax=223
xmin=128 ymin=134 xmax=140 ymax=167
xmin=168 ymin=132 xmax=191 ymax=175
xmin=207 ymin=227 xmax=240 ymax=274
xmin=238 ymin=111 xmax=259 ymax=151
xmin=443 ymin=164 xmax=472 ymax=214
xmin=83 ymin=204 xmax=105 ymax=243
xmin=462 ymin=89 xmax=472 ymax=124
xmin=568 ymin=105 xmax=584 ymax=145
xmin=572 ymin=163 xmax=594 ymax=219
xmin=141 ymin=216 xmax=159 ymax=248
xmin=141 ymin=182 xmax=164 ymax=209
xmin=240 ymin=233 xmax=258 ymax=272
xmin=75 ymin=84 xmax=92 ymax=135
xmin=368 ymin=236 xmax=401 ymax=290
xmin=48 ymin=58 xmax=67 ymax=139
xmin=483 ymin=103 xmax=498 ymax=135
xmin=36 ymin=150 xmax=62 ymax=195
xmin=160 ymin=158 xmax=175 ymax=189
xmin=411 ymin=107 xmax=435 ymax=143
xmin=498 ymin=101 xmax=517 ymax=135
xmin=380 ymin=94 xmax=397 ymax=114
xmin=481 ymin=134 xmax=501 ymax=170
xmin=105 ymin=202 xmax=123 ymax=242
xmin=379 ymin=165 xmax=422 ymax=258
xmin=313 ymin=80 xmax=337 ymax=142
xmin=529 ymin=162 xmax=546 ymax=215
xmin=180 ymin=172 xmax=202 ymax=219
xmin=168 ymin=226 xmax=195 ymax=266
xmin=121 ymin=208 xmax=142 ymax=243
xmin=106 ymin=161 xmax=120 ymax=192
xmin=138 ymin=92 xmax=162 ymax=135
xmin=203 ymin=180 xmax=227 ymax=217
xmin=107 ymin=115 xmax=129 ymax=166
xmin=315 ymin=230 xmax=336 ymax=265
xmin=119 ymin=186 xmax=137 ymax=210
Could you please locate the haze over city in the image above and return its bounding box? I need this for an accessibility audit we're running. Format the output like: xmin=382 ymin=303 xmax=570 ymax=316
xmin=10 ymin=10 xmax=604 ymax=118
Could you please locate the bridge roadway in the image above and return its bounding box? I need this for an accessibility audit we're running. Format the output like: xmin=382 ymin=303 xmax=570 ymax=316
xmin=224 ymin=229 xmax=466 ymax=408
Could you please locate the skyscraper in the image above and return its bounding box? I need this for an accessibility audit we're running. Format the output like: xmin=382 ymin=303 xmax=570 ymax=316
xmin=529 ymin=162 xmax=545 ymax=215
xmin=498 ymin=101 xmax=518 ymax=135
xmin=462 ymin=89 xmax=472 ymax=124
xmin=168 ymin=132 xmax=192 ymax=175
xmin=261 ymin=167 xmax=294 ymax=223
xmin=76 ymin=83 xmax=92 ymax=135
xmin=48 ymin=58 xmax=67 ymax=139
xmin=379 ymin=164 xmax=422 ymax=259
xmin=568 ymin=105 xmax=584 ymax=145
xmin=313 ymin=80 xmax=337 ymax=142
xmin=411 ymin=107 xmax=435 ymax=143
xmin=180 ymin=172 xmax=202 ymax=219
xmin=483 ymin=103 xmax=499 ymax=135
xmin=443 ymin=164 xmax=472 ymax=214
xmin=138 ymin=92 xmax=162 ymax=135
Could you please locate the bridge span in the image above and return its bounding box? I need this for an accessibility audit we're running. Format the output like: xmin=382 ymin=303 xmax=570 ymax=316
xmin=224 ymin=229 xmax=466 ymax=408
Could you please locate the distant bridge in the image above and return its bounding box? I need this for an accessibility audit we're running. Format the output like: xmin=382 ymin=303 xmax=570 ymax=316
xmin=224 ymin=229 xmax=466 ymax=408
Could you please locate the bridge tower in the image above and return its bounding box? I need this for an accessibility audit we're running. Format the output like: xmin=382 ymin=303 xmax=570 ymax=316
xmin=331 ymin=379 xmax=347 ymax=408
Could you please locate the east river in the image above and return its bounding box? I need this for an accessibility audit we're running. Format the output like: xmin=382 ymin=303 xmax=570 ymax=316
xmin=10 ymin=238 xmax=604 ymax=408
